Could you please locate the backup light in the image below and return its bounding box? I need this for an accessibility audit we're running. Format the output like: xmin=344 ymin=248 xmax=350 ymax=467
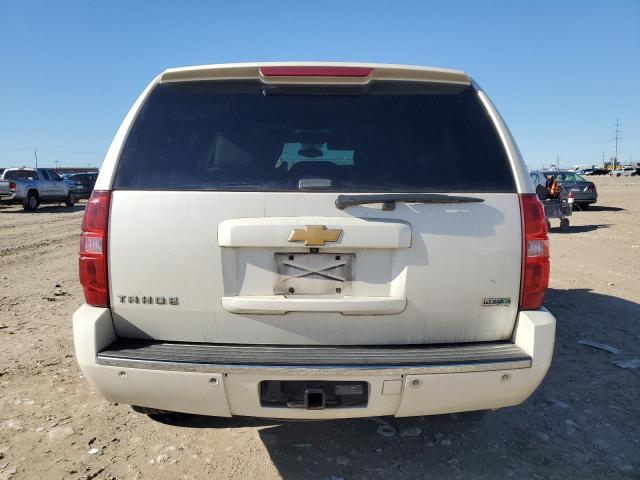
xmin=527 ymin=239 xmax=549 ymax=258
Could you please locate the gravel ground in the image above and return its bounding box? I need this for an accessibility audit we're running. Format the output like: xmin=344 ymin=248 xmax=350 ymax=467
xmin=0 ymin=176 xmax=639 ymax=479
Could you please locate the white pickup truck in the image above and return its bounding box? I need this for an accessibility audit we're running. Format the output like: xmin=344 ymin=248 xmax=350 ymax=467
xmin=73 ymin=63 xmax=555 ymax=420
xmin=1 ymin=167 xmax=77 ymax=210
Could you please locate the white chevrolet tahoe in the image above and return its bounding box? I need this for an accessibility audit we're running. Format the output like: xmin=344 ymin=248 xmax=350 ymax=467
xmin=73 ymin=63 xmax=555 ymax=420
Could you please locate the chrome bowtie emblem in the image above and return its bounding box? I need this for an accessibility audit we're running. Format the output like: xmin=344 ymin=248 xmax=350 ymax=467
xmin=288 ymin=225 xmax=342 ymax=246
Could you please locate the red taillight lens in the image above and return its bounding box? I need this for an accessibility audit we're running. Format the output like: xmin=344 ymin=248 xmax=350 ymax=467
xmin=519 ymin=194 xmax=550 ymax=310
xmin=587 ymin=183 xmax=596 ymax=191
xmin=259 ymin=66 xmax=372 ymax=77
xmin=8 ymin=181 xmax=16 ymax=192
xmin=79 ymin=191 xmax=111 ymax=307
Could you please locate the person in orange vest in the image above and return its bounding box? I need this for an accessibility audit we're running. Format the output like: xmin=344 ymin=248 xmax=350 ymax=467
xmin=545 ymin=175 xmax=560 ymax=199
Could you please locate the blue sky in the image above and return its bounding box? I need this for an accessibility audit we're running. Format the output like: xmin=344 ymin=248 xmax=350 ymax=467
xmin=1 ymin=0 xmax=638 ymax=170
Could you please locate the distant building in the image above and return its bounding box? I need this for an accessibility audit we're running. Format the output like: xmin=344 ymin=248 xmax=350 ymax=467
xmin=0 ymin=166 xmax=99 ymax=174
xmin=55 ymin=167 xmax=99 ymax=174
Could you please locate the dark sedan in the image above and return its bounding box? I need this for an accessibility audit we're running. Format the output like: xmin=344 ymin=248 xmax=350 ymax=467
xmin=530 ymin=170 xmax=597 ymax=209
xmin=67 ymin=172 xmax=97 ymax=199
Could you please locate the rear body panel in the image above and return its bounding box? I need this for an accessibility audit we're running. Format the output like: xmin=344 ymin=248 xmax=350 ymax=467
xmin=74 ymin=62 xmax=555 ymax=418
xmin=109 ymin=191 xmax=522 ymax=345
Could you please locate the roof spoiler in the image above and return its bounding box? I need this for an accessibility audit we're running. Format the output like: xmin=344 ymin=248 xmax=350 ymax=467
xmin=159 ymin=62 xmax=470 ymax=86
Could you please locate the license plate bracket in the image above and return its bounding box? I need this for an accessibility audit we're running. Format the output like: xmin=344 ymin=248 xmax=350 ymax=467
xmin=274 ymin=253 xmax=354 ymax=295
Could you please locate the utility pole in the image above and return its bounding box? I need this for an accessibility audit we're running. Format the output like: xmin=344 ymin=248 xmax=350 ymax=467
xmin=556 ymin=154 xmax=560 ymax=170
xmin=34 ymin=148 xmax=38 ymax=169
xmin=613 ymin=118 xmax=622 ymax=172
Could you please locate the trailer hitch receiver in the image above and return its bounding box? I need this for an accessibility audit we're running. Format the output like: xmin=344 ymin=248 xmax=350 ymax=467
xmin=304 ymin=388 xmax=326 ymax=410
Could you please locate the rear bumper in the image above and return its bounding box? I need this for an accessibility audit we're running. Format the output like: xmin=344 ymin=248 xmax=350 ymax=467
xmin=72 ymin=189 xmax=92 ymax=199
xmin=571 ymin=191 xmax=597 ymax=203
xmin=73 ymin=305 xmax=555 ymax=419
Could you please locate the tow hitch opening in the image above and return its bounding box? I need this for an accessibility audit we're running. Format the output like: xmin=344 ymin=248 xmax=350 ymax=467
xmin=305 ymin=388 xmax=326 ymax=409
xmin=259 ymin=380 xmax=369 ymax=409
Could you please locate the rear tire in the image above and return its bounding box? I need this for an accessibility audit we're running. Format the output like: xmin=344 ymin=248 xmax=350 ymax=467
xmin=65 ymin=191 xmax=76 ymax=207
xmin=22 ymin=191 xmax=38 ymax=211
xmin=131 ymin=405 xmax=171 ymax=416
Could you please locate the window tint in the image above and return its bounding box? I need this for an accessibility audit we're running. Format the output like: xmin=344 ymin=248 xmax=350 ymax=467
xmin=114 ymin=81 xmax=515 ymax=193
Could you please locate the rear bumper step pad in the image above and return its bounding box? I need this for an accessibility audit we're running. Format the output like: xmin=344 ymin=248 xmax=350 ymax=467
xmin=97 ymin=340 xmax=531 ymax=375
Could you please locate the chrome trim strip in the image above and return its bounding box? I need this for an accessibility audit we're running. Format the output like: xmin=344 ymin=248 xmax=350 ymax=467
xmin=96 ymin=356 xmax=531 ymax=376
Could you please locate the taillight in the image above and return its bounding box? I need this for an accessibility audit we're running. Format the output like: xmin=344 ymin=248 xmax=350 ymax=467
xmin=519 ymin=194 xmax=550 ymax=310
xmin=8 ymin=181 xmax=16 ymax=192
xmin=587 ymin=183 xmax=596 ymax=191
xmin=79 ymin=191 xmax=111 ymax=307
xmin=259 ymin=66 xmax=372 ymax=77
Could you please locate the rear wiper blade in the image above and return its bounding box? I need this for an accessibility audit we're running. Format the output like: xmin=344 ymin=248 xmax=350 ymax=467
xmin=335 ymin=193 xmax=484 ymax=210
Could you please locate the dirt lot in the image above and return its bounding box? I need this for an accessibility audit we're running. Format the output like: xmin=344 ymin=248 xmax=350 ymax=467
xmin=1 ymin=176 xmax=639 ymax=480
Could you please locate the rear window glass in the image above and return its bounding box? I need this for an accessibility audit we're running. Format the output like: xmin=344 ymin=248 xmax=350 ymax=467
xmin=3 ymin=170 xmax=39 ymax=181
xmin=114 ymin=81 xmax=515 ymax=193
xmin=551 ymin=172 xmax=586 ymax=182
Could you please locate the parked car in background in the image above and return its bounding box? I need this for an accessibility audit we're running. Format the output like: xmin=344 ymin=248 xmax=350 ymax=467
xmin=610 ymin=167 xmax=637 ymax=177
xmin=66 ymin=172 xmax=98 ymax=199
xmin=530 ymin=170 xmax=597 ymax=209
xmin=74 ymin=62 xmax=555 ymax=421
xmin=0 ymin=167 xmax=77 ymax=211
